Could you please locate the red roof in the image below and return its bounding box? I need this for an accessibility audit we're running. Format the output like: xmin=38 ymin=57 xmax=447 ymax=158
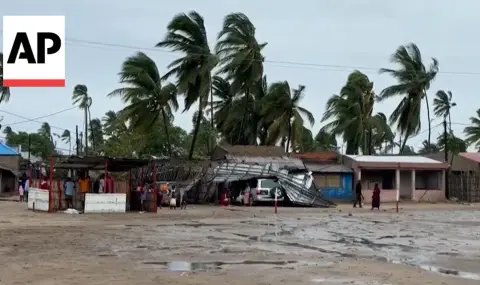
xmin=292 ymin=152 xmax=338 ymax=162
xmin=459 ymin=152 xmax=480 ymax=163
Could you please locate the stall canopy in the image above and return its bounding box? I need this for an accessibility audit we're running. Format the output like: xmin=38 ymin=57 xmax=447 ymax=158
xmin=54 ymin=156 xmax=154 ymax=172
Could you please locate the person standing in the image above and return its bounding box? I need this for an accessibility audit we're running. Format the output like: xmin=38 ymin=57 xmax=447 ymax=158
xmin=371 ymin=183 xmax=381 ymax=210
xmin=64 ymin=177 xmax=75 ymax=209
xmin=99 ymin=175 xmax=105 ymax=193
xmin=78 ymin=175 xmax=90 ymax=210
xmin=18 ymin=181 xmax=24 ymax=202
xmin=353 ymin=180 xmax=363 ymax=208
xmin=24 ymin=176 xmax=29 ymax=203
xmin=40 ymin=176 xmax=49 ymax=190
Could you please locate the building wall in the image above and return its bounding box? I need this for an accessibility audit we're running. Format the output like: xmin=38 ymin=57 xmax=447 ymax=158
xmin=426 ymin=153 xmax=480 ymax=172
xmin=0 ymin=155 xmax=21 ymax=171
xmin=315 ymin=173 xmax=353 ymax=201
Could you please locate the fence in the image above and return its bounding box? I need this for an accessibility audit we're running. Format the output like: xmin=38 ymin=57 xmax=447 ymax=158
xmin=449 ymin=173 xmax=480 ymax=203
xmin=30 ymin=179 xmax=130 ymax=212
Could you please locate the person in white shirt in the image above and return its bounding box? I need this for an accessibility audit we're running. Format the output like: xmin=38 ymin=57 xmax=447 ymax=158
xmin=99 ymin=177 xmax=104 ymax=193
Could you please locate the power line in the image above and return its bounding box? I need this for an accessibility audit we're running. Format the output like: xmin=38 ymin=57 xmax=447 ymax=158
xmin=2 ymin=106 xmax=77 ymax=127
xmin=0 ymin=108 xmax=75 ymax=131
xmin=59 ymin=37 xmax=480 ymax=76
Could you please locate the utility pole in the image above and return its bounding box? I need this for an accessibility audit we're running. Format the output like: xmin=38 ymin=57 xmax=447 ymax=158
xmin=84 ymin=107 xmax=88 ymax=156
xmin=75 ymin=125 xmax=79 ymax=156
xmin=443 ymin=119 xmax=450 ymax=199
xmin=27 ymin=134 xmax=31 ymax=161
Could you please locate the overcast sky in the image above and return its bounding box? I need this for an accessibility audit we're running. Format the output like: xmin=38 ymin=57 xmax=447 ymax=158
xmin=1 ymin=0 xmax=479 ymax=153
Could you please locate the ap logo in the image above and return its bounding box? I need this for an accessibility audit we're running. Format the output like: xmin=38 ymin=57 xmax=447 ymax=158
xmin=2 ymin=16 xmax=65 ymax=87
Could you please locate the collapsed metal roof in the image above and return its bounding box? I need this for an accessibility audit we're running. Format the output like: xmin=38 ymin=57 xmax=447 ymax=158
xmin=210 ymin=162 xmax=333 ymax=207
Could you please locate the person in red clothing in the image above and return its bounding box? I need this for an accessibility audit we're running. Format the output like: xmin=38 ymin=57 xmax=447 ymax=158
xmin=39 ymin=176 xmax=49 ymax=190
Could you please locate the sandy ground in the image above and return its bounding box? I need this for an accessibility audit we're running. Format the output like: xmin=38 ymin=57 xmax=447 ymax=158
xmin=1 ymin=202 xmax=480 ymax=285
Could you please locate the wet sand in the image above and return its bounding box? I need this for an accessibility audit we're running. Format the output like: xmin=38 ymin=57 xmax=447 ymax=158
xmin=0 ymin=202 xmax=479 ymax=285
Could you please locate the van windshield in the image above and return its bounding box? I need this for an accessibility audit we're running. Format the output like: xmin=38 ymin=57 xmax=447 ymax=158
xmin=260 ymin=179 xmax=279 ymax=189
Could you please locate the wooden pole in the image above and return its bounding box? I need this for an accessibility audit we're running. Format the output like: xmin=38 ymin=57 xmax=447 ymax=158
xmin=104 ymin=159 xmax=108 ymax=193
xmin=152 ymin=160 xmax=157 ymax=213
xmin=48 ymin=156 xmax=54 ymax=212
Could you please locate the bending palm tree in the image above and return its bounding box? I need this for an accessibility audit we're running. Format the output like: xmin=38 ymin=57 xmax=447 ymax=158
xmin=209 ymin=76 xmax=236 ymax=132
xmin=156 ymin=11 xmax=217 ymax=159
xmin=378 ymin=43 xmax=439 ymax=152
xmin=61 ymin=130 xmax=71 ymax=155
xmin=89 ymin=118 xmax=104 ymax=153
xmin=261 ymin=82 xmax=314 ymax=152
xmin=314 ymin=129 xmax=338 ymax=151
xmin=464 ymin=109 xmax=480 ymax=150
xmin=102 ymin=110 xmax=126 ymax=137
xmin=322 ymin=71 xmax=390 ymax=154
xmin=0 ymin=53 xmax=10 ymax=103
xmin=433 ymin=90 xmax=456 ymax=135
xmin=109 ymin=52 xmax=178 ymax=156
xmin=216 ymin=13 xmax=267 ymax=144
xmin=72 ymin=84 xmax=92 ymax=155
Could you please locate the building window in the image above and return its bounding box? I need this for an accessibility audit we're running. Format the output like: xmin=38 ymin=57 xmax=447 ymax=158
xmin=317 ymin=175 xmax=341 ymax=188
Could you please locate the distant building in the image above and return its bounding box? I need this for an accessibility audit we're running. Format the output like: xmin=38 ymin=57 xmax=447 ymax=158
xmin=0 ymin=142 xmax=21 ymax=194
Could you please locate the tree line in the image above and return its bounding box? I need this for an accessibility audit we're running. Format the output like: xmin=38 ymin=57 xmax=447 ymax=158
xmin=1 ymin=11 xmax=479 ymax=160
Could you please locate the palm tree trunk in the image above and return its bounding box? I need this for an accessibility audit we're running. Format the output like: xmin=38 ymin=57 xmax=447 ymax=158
xmin=448 ymin=113 xmax=452 ymax=134
xmin=161 ymin=109 xmax=173 ymax=157
xmin=188 ymin=106 xmax=204 ymax=160
xmin=242 ymin=89 xmax=250 ymax=145
xmin=400 ymin=133 xmax=408 ymax=154
xmin=285 ymin=120 xmax=292 ymax=153
xmin=84 ymin=107 xmax=88 ymax=155
xmin=88 ymin=107 xmax=95 ymax=152
xmin=424 ymin=93 xmax=432 ymax=153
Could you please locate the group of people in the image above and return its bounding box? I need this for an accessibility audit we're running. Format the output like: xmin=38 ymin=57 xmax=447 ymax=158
xmin=136 ymin=182 xmax=186 ymax=212
xmin=18 ymin=174 xmax=31 ymax=202
xmin=354 ymin=180 xmax=381 ymax=210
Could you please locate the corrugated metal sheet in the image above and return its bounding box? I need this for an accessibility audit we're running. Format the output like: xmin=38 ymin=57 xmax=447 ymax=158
xmin=210 ymin=162 xmax=332 ymax=207
xmin=305 ymin=163 xmax=352 ymax=173
xmin=346 ymin=155 xmax=442 ymax=164
xmin=225 ymin=155 xmax=305 ymax=169
xmin=0 ymin=143 xmax=18 ymax=155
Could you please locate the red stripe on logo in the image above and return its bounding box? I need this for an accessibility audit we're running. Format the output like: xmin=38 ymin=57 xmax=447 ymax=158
xmin=3 ymin=79 xmax=65 ymax=87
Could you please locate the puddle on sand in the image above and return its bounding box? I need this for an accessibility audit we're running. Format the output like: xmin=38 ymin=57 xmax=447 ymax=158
xmin=142 ymin=260 xmax=298 ymax=272
xmin=419 ymin=264 xmax=480 ymax=281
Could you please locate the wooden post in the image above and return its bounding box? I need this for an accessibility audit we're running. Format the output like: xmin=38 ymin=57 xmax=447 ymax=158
xmin=104 ymin=159 xmax=108 ymax=193
xmin=152 ymin=160 xmax=157 ymax=213
xmin=48 ymin=156 xmax=54 ymax=212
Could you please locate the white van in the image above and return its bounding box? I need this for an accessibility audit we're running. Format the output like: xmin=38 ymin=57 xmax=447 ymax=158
xmin=237 ymin=178 xmax=285 ymax=205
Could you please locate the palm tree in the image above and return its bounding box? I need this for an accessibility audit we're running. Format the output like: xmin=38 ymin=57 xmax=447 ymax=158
xmin=314 ymin=129 xmax=338 ymax=151
xmin=108 ymin=52 xmax=178 ymax=156
xmin=38 ymin=122 xmax=53 ymax=143
xmin=102 ymin=110 xmax=127 ymax=137
xmin=464 ymin=109 xmax=480 ymax=150
xmin=418 ymin=139 xmax=440 ymax=154
xmin=433 ymin=90 xmax=456 ymax=135
xmin=378 ymin=43 xmax=439 ymax=152
xmin=72 ymin=84 xmax=92 ymax=154
xmin=261 ymin=82 xmax=314 ymax=152
xmin=89 ymin=118 xmax=104 ymax=153
xmin=0 ymin=53 xmax=10 ymax=103
xmin=322 ymin=71 xmax=390 ymax=154
xmin=210 ymin=76 xmax=235 ymax=132
xmin=156 ymin=11 xmax=217 ymax=159
xmin=437 ymin=133 xmax=467 ymax=153
xmin=54 ymin=130 xmax=72 ymax=155
xmin=216 ymin=13 xmax=267 ymax=144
